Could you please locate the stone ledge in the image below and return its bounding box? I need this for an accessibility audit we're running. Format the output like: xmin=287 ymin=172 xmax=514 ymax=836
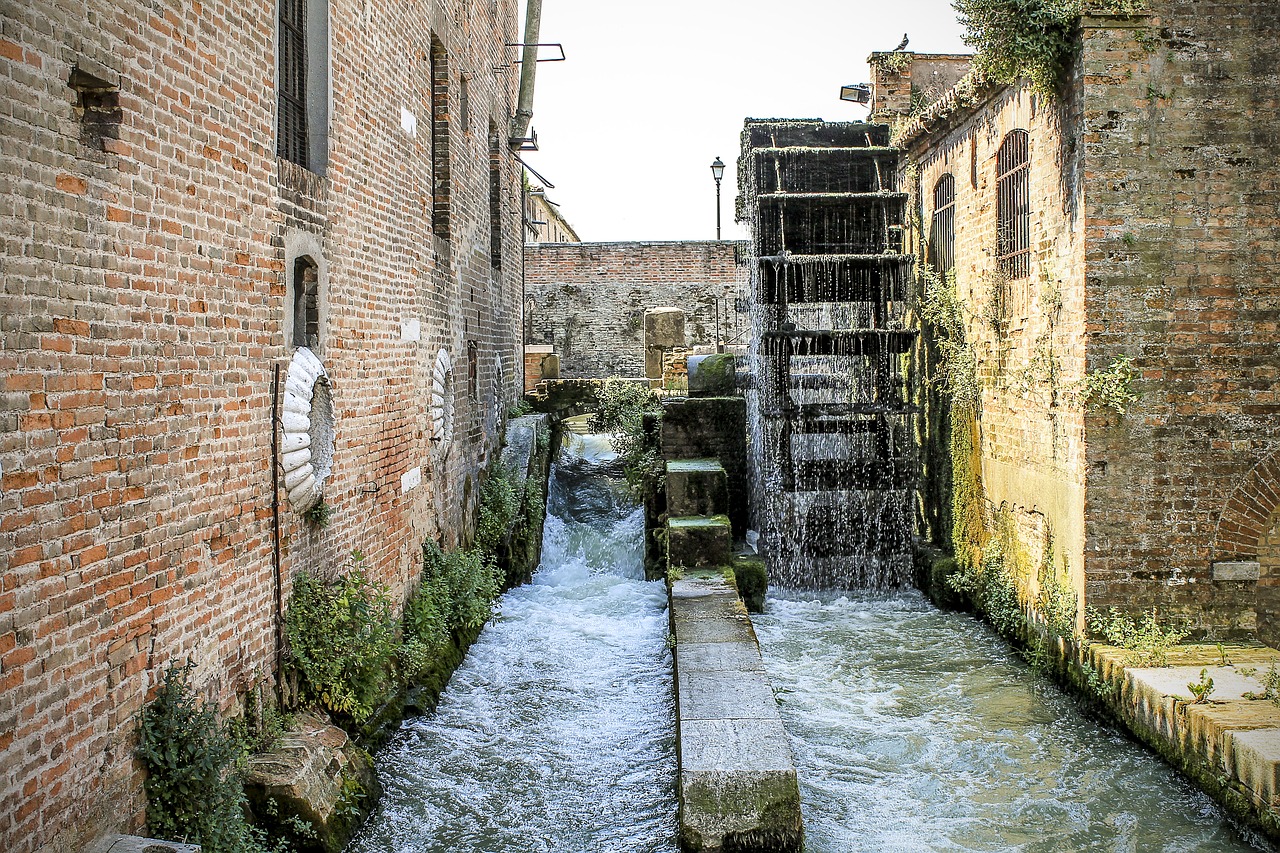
xmin=670 ymin=571 xmax=802 ymax=853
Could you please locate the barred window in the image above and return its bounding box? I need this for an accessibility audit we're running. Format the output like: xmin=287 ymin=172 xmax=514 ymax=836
xmin=928 ymin=174 xmax=955 ymax=276
xmin=996 ymin=130 xmax=1030 ymax=279
xmin=430 ymin=36 xmax=451 ymax=238
xmin=489 ymin=124 xmax=502 ymax=269
xmin=277 ymin=0 xmax=308 ymax=167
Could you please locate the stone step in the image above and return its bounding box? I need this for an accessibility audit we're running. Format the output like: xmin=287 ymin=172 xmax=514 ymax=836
xmin=666 ymin=459 xmax=729 ymax=518
xmin=668 ymin=515 xmax=733 ymax=570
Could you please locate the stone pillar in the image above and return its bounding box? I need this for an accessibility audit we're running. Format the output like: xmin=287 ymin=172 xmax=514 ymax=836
xmin=644 ymin=307 xmax=686 ymax=380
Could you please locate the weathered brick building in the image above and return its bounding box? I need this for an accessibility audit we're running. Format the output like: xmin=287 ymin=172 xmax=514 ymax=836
xmin=888 ymin=2 xmax=1280 ymax=638
xmin=524 ymin=240 xmax=749 ymax=378
xmin=0 ymin=0 xmax=526 ymax=848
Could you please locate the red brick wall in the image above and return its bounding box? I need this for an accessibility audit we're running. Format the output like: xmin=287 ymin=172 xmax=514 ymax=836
xmin=0 ymin=0 xmax=525 ymax=848
xmin=524 ymin=241 xmax=749 ymax=378
xmin=1079 ymin=5 xmax=1280 ymax=633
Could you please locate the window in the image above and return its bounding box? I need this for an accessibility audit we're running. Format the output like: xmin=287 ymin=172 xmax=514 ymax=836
xmin=291 ymin=256 xmax=320 ymax=348
xmin=430 ymin=36 xmax=450 ymax=238
xmin=489 ymin=124 xmax=502 ymax=269
xmin=928 ymin=174 xmax=955 ymax=276
xmin=996 ymin=130 xmax=1030 ymax=279
xmin=467 ymin=340 xmax=479 ymax=400
xmin=277 ymin=0 xmax=328 ymax=172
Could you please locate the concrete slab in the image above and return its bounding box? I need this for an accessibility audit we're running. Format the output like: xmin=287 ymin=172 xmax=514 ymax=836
xmin=1228 ymin=728 xmax=1280 ymax=806
xmin=680 ymin=718 xmax=796 ymax=772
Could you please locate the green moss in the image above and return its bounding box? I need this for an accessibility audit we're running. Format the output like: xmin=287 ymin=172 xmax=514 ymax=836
xmin=731 ymin=556 xmax=768 ymax=614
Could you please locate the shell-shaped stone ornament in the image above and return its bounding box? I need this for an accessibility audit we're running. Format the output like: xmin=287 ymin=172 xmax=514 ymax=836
xmin=280 ymin=347 xmax=334 ymax=514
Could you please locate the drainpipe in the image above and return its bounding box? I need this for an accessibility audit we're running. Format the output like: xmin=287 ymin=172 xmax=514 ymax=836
xmin=510 ymin=0 xmax=542 ymax=145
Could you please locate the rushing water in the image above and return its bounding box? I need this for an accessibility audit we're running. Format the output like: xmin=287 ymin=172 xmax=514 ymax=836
xmin=347 ymin=431 xmax=677 ymax=853
xmin=753 ymin=590 xmax=1272 ymax=853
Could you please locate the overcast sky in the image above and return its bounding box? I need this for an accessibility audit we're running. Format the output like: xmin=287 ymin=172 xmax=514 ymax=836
xmin=518 ymin=0 xmax=970 ymax=243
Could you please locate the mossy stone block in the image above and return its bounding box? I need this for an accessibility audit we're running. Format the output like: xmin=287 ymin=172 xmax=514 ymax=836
xmin=688 ymin=353 xmax=738 ymax=397
xmin=667 ymin=458 xmax=729 ymax=517
xmin=669 ymin=515 xmax=733 ymax=569
xmin=731 ymin=555 xmax=767 ymax=613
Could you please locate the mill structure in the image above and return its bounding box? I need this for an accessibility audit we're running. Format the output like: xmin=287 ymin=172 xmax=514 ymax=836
xmin=741 ymin=120 xmax=917 ymax=587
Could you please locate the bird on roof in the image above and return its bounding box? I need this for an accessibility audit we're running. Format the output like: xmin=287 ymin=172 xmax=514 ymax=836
xmin=894 ymin=33 xmax=909 ymax=51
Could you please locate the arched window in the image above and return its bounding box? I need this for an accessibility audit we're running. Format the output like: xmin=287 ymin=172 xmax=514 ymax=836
xmin=928 ymin=174 xmax=955 ymax=275
xmin=996 ymin=130 xmax=1030 ymax=279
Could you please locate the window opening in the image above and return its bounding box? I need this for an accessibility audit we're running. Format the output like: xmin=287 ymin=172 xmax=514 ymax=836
xmin=292 ymin=256 xmax=320 ymax=348
xmin=928 ymin=174 xmax=955 ymax=276
xmin=277 ymin=0 xmax=309 ymax=167
xmin=467 ymin=340 xmax=479 ymax=400
xmin=996 ymin=130 xmax=1030 ymax=280
xmin=460 ymin=74 xmax=471 ymax=134
xmin=430 ymin=36 xmax=451 ymax=238
xmin=69 ymin=67 xmax=121 ymax=151
xmin=489 ymin=125 xmax=502 ymax=269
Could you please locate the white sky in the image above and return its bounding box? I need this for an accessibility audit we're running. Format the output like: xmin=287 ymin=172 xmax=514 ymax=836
xmin=519 ymin=0 xmax=971 ymax=242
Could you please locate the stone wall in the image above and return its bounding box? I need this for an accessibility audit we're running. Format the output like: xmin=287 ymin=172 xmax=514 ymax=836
xmin=0 ymin=1 xmax=525 ymax=849
xmin=524 ymin=241 xmax=750 ymax=379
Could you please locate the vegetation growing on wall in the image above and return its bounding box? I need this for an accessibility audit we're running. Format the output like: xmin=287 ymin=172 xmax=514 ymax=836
xmin=1079 ymin=354 xmax=1139 ymax=414
xmin=284 ymin=560 xmax=398 ymax=725
xmin=588 ymin=378 xmax=663 ymax=494
xmin=138 ymin=662 xmax=299 ymax=853
xmin=953 ymin=0 xmax=1148 ymax=97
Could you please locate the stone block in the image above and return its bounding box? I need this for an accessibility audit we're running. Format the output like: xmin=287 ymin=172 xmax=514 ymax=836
xmin=666 ymin=458 xmax=728 ymax=517
xmin=1214 ymin=561 xmax=1261 ymax=582
xmin=731 ymin=555 xmax=767 ymax=614
xmin=243 ymin=712 xmax=381 ymax=853
xmin=687 ymin=353 xmax=737 ymax=397
xmin=668 ymin=515 xmax=732 ymax=569
xmin=644 ymin=307 xmax=686 ymax=350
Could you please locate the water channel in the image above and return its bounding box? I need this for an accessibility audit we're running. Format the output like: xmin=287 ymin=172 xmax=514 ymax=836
xmin=347 ymin=431 xmax=677 ymax=853
xmin=350 ymin=430 xmax=1270 ymax=852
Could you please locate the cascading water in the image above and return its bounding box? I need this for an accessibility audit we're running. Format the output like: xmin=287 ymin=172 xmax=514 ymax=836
xmin=741 ymin=119 xmax=917 ymax=589
xmin=753 ymin=589 xmax=1273 ymax=852
xmin=346 ymin=429 xmax=676 ymax=853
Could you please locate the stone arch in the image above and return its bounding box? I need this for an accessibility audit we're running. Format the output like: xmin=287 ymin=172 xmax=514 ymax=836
xmin=1211 ymin=446 xmax=1280 ymax=561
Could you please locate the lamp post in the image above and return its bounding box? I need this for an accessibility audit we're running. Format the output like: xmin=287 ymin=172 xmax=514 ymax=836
xmin=710 ymin=157 xmax=726 ymax=240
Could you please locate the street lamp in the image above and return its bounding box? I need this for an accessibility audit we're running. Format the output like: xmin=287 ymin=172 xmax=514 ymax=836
xmin=710 ymin=157 xmax=726 ymax=240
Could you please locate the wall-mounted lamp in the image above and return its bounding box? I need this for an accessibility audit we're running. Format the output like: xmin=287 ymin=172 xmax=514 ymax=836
xmin=840 ymin=83 xmax=871 ymax=104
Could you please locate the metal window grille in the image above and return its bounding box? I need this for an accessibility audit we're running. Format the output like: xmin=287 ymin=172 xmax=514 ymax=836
xmin=430 ymin=38 xmax=450 ymax=236
xmin=277 ymin=0 xmax=308 ymax=167
xmin=996 ymin=130 xmax=1030 ymax=279
xmin=928 ymin=174 xmax=955 ymax=276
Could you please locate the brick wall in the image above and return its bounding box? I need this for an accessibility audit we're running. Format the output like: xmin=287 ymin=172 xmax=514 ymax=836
xmin=905 ymin=80 xmax=1090 ymax=621
xmin=0 ymin=0 xmax=525 ymax=848
xmin=1078 ymin=4 xmax=1280 ymax=634
xmin=902 ymin=2 xmax=1280 ymax=637
xmin=524 ymin=241 xmax=750 ymax=378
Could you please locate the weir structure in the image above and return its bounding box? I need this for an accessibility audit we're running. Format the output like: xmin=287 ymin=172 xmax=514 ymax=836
xmin=741 ymin=120 xmax=917 ymax=588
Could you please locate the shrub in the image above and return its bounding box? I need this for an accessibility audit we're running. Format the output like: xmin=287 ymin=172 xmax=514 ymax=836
xmin=1088 ymin=606 xmax=1188 ymax=667
xmin=588 ymin=378 xmax=663 ymax=492
xmin=284 ymin=563 xmax=398 ymax=723
xmin=137 ymin=662 xmax=259 ymax=853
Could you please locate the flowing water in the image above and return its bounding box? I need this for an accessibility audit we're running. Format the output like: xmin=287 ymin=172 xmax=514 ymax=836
xmin=753 ymin=590 xmax=1272 ymax=853
xmin=347 ymin=431 xmax=677 ymax=853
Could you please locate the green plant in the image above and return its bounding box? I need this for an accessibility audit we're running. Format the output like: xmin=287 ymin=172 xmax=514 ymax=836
xmin=1243 ymin=663 xmax=1280 ymax=705
xmin=284 ymin=561 xmax=398 ymax=723
xmin=305 ymin=500 xmax=331 ymax=528
xmin=588 ymin=378 xmax=663 ymax=493
xmin=1087 ymin=606 xmax=1188 ymax=667
xmin=1079 ymin=355 xmax=1139 ymax=414
xmin=873 ymin=51 xmax=913 ymax=73
xmin=918 ymin=266 xmax=982 ymax=414
xmin=1187 ymin=668 xmax=1215 ymax=704
xmin=137 ymin=661 xmax=262 ymax=853
xmin=1035 ymin=545 xmax=1077 ymax=638
xmin=1080 ymin=661 xmax=1116 ymax=698
xmin=1217 ymin=643 xmax=1232 ymax=667
xmin=507 ymin=399 xmax=534 ymax=419
xmin=227 ymin=687 xmax=290 ymax=757
xmin=953 ymin=0 xmax=1082 ymax=96
xmin=475 ymin=463 xmax=520 ymax=554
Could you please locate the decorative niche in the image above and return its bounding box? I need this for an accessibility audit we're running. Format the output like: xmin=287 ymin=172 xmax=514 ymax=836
xmin=281 ymin=347 xmax=335 ymax=514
